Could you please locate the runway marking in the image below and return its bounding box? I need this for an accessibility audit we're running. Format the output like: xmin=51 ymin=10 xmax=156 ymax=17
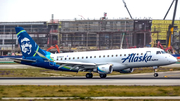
xmin=164 ymin=74 xmax=180 ymax=77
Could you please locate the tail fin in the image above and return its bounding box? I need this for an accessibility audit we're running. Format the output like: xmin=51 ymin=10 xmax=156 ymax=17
xmin=15 ymin=27 xmax=46 ymax=58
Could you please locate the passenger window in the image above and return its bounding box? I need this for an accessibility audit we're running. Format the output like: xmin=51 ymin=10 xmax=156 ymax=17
xmin=82 ymin=57 xmax=84 ymax=59
xmin=112 ymin=55 xmax=113 ymax=57
xmin=99 ymin=56 xmax=101 ymax=58
xmin=86 ymin=56 xmax=88 ymax=59
xmin=103 ymin=55 xmax=105 ymax=58
xmin=137 ymin=53 xmax=139 ymax=55
xmin=69 ymin=58 xmax=71 ymax=60
xmin=141 ymin=53 xmax=143 ymax=55
xmin=61 ymin=58 xmax=62 ymax=60
xmin=116 ymin=55 xmax=118 ymax=57
xmin=65 ymin=58 xmax=66 ymax=60
xmin=124 ymin=54 xmax=126 ymax=56
xmin=120 ymin=54 xmax=122 ymax=56
xmin=94 ymin=56 xmax=96 ymax=58
xmin=77 ymin=57 xmax=79 ymax=59
xmin=107 ymin=55 xmax=109 ymax=57
xmin=128 ymin=54 xmax=130 ymax=56
xmin=73 ymin=57 xmax=75 ymax=59
xmin=90 ymin=56 xmax=92 ymax=58
xmin=156 ymin=51 xmax=161 ymax=54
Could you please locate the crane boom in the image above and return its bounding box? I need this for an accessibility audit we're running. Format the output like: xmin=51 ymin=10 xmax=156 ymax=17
xmin=122 ymin=0 xmax=133 ymax=19
xmin=167 ymin=0 xmax=178 ymax=48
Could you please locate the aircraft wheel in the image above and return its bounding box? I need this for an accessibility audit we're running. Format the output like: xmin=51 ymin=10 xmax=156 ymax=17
xmin=86 ymin=73 xmax=93 ymax=78
xmin=154 ymin=73 xmax=158 ymax=77
xmin=99 ymin=74 xmax=107 ymax=78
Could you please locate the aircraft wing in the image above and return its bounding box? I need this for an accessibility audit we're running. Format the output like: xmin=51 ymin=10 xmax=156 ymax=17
xmin=54 ymin=61 xmax=106 ymax=70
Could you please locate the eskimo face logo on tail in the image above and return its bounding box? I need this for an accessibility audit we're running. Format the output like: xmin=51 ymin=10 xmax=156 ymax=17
xmin=21 ymin=37 xmax=32 ymax=55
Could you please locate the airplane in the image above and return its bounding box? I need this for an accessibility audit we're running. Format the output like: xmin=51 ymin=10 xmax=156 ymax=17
xmin=13 ymin=27 xmax=177 ymax=78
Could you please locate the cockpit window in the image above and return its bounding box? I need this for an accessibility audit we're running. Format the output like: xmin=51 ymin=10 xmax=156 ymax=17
xmin=156 ymin=51 xmax=161 ymax=54
xmin=161 ymin=51 xmax=166 ymax=54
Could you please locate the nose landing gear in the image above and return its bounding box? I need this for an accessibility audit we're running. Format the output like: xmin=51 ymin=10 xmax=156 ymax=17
xmin=153 ymin=66 xmax=159 ymax=77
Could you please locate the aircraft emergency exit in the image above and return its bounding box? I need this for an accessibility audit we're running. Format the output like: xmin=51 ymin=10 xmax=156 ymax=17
xmin=13 ymin=27 xmax=177 ymax=78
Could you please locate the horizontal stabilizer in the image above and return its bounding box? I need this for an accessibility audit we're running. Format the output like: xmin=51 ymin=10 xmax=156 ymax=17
xmin=10 ymin=58 xmax=36 ymax=63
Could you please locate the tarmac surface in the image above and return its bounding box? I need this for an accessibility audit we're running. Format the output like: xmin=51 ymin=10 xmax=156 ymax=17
xmin=0 ymin=64 xmax=180 ymax=86
xmin=0 ymin=71 xmax=180 ymax=86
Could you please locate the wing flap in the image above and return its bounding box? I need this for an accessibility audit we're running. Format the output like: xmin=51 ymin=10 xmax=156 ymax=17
xmin=54 ymin=61 xmax=96 ymax=66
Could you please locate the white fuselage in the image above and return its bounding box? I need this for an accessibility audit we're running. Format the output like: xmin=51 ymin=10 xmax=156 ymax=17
xmin=50 ymin=47 xmax=177 ymax=71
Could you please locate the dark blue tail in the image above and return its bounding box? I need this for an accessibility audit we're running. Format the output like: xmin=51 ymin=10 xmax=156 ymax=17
xmin=15 ymin=27 xmax=46 ymax=58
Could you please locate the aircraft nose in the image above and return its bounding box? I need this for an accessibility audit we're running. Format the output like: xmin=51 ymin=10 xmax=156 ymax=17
xmin=170 ymin=56 xmax=178 ymax=63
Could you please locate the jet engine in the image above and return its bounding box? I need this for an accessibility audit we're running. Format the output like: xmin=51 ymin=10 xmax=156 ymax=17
xmin=119 ymin=68 xmax=134 ymax=73
xmin=97 ymin=64 xmax=113 ymax=74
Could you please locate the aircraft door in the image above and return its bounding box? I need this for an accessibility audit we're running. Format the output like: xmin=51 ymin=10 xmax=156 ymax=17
xmin=49 ymin=56 xmax=55 ymax=66
xmin=146 ymin=51 xmax=151 ymax=56
xmin=49 ymin=62 xmax=54 ymax=66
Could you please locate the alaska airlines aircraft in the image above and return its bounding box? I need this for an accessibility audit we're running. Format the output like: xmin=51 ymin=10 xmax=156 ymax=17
xmin=13 ymin=27 xmax=177 ymax=78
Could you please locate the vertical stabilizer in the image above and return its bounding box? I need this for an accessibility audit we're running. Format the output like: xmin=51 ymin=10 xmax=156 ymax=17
xmin=15 ymin=27 xmax=46 ymax=58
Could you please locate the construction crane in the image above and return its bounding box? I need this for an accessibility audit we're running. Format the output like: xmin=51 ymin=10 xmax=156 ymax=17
xmin=122 ymin=0 xmax=133 ymax=19
xmin=163 ymin=0 xmax=178 ymax=52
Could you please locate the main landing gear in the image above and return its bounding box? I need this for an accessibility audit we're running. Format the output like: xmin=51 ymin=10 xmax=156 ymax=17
xmin=153 ymin=66 xmax=159 ymax=77
xmin=86 ymin=73 xmax=93 ymax=78
xmin=99 ymin=74 xmax=107 ymax=78
xmin=85 ymin=73 xmax=107 ymax=78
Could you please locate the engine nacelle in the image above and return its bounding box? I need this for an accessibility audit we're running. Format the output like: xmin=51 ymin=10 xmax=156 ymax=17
xmin=97 ymin=64 xmax=113 ymax=74
xmin=119 ymin=68 xmax=134 ymax=73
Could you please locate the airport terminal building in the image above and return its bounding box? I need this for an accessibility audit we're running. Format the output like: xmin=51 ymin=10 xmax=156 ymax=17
xmin=0 ymin=19 xmax=179 ymax=55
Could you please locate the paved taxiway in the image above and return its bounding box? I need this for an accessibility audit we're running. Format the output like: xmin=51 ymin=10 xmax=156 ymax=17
xmin=0 ymin=78 xmax=180 ymax=85
xmin=0 ymin=64 xmax=180 ymax=86
xmin=0 ymin=71 xmax=180 ymax=86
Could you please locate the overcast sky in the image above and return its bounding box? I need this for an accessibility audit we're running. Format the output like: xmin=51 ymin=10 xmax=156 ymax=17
xmin=0 ymin=0 xmax=179 ymax=22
